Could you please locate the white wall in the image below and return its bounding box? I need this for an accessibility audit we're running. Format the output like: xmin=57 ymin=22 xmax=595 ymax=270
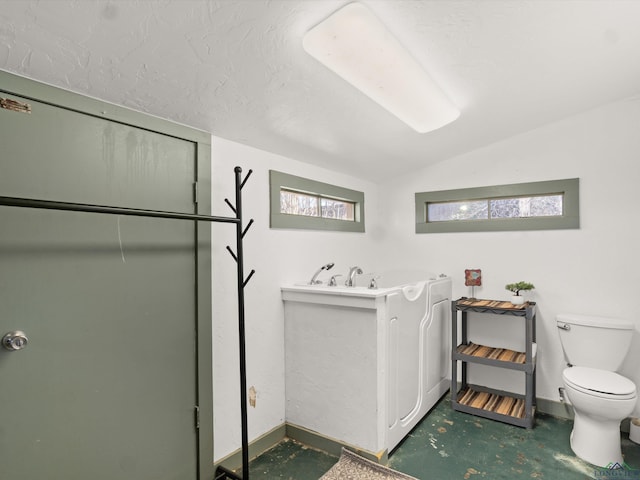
xmin=210 ymin=96 xmax=640 ymax=460
xmin=379 ymin=97 xmax=640 ymax=412
xmin=210 ymin=137 xmax=381 ymax=460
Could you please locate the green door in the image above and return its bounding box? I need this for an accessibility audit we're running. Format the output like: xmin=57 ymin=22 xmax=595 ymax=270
xmin=0 ymin=90 xmax=200 ymax=479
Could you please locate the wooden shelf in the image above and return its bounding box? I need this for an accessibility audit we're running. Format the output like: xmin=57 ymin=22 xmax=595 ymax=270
xmin=455 ymin=297 xmax=535 ymax=316
xmin=457 ymin=342 xmax=526 ymax=363
xmin=452 ymin=385 xmax=535 ymax=427
xmin=457 ymin=387 xmax=526 ymax=419
xmin=454 ymin=342 xmax=537 ymax=372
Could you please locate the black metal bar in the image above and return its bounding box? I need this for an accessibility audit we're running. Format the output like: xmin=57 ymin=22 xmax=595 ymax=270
xmin=0 ymin=195 xmax=240 ymax=224
xmin=226 ymin=246 xmax=238 ymax=263
xmin=234 ymin=166 xmax=250 ymax=480
xmin=224 ymin=198 xmax=237 ymax=214
xmin=241 ymin=219 xmax=254 ymax=238
xmin=240 ymin=169 xmax=253 ymax=190
xmin=243 ymin=269 xmax=256 ymax=288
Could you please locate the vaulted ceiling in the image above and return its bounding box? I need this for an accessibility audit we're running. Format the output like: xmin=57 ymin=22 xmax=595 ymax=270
xmin=2 ymin=1 xmax=640 ymax=181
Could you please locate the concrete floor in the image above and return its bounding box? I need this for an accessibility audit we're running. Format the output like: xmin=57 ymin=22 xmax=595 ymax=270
xmin=247 ymin=395 xmax=640 ymax=479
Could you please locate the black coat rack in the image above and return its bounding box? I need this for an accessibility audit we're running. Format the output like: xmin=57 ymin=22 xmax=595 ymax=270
xmin=215 ymin=167 xmax=254 ymax=480
xmin=0 ymin=166 xmax=254 ymax=480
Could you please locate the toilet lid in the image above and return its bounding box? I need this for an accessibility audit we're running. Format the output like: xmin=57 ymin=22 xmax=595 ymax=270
xmin=563 ymin=367 xmax=636 ymax=396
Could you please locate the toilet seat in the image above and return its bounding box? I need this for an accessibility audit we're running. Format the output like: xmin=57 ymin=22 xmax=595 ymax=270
xmin=563 ymin=366 xmax=637 ymax=400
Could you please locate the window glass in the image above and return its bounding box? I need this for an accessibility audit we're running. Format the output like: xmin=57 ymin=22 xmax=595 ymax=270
xmin=320 ymin=197 xmax=355 ymax=221
xmin=415 ymin=179 xmax=579 ymax=233
xmin=280 ymin=190 xmax=319 ymax=217
xmin=279 ymin=189 xmax=355 ymax=221
xmin=490 ymin=195 xmax=563 ymax=219
xmin=428 ymin=200 xmax=488 ymax=222
xmin=270 ymin=170 xmax=365 ymax=232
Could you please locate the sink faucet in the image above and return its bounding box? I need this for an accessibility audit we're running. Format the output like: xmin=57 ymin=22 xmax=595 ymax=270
xmin=309 ymin=262 xmax=335 ymax=285
xmin=345 ymin=266 xmax=363 ymax=287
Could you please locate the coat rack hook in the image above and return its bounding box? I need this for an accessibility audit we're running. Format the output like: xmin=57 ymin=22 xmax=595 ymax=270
xmin=240 ymin=169 xmax=253 ymax=190
xmin=243 ymin=269 xmax=256 ymax=288
xmin=224 ymin=198 xmax=237 ymax=214
xmin=226 ymin=245 xmax=238 ymax=262
xmin=241 ymin=219 xmax=254 ymax=238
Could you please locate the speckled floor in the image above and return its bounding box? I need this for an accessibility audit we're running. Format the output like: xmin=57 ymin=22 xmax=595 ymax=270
xmin=247 ymin=394 xmax=640 ymax=480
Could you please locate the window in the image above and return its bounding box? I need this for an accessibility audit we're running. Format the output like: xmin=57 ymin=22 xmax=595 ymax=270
xmin=427 ymin=194 xmax=563 ymax=222
xmin=270 ymin=170 xmax=365 ymax=232
xmin=415 ymin=178 xmax=579 ymax=233
xmin=280 ymin=189 xmax=356 ymax=221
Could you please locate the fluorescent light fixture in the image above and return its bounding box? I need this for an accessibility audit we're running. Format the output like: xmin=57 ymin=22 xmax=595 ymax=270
xmin=303 ymin=2 xmax=459 ymax=133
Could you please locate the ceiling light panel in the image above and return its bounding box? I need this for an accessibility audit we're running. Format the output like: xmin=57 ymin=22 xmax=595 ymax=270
xmin=303 ymin=2 xmax=459 ymax=133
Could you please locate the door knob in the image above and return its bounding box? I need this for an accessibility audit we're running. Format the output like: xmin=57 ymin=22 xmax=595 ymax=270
xmin=2 ymin=331 xmax=29 ymax=351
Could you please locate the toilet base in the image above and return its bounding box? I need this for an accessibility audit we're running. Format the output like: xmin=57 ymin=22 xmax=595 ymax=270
xmin=570 ymin=411 xmax=624 ymax=468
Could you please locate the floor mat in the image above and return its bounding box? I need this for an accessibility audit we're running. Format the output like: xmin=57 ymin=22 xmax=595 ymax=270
xmin=320 ymin=448 xmax=418 ymax=480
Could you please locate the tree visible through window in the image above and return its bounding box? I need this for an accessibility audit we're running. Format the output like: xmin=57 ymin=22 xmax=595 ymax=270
xmin=415 ymin=178 xmax=579 ymax=233
xmin=280 ymin=189 xmax=355 ymax=221
xmin=270 ymin=170 xmax=365 ymax=232
xmin=428 ymin=194 xmax=563 ymax=222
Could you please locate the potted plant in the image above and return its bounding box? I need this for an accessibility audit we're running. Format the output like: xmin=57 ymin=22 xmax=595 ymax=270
xmin=505 ymin=281 xmax=535 ymax=305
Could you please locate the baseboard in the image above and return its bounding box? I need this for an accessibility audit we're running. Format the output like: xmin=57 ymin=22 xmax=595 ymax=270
xmin=215 ymin=397 xmax=632 ymax=472
xmin=214 ymin=423 xmax=287 ymax=472
xmin=285 ymin=422 xmax=388 ymax=464
xmin=536 ymin=397 xmax=574 ymax=420
xmin=214 ymin=421 xmax=388 ymax=471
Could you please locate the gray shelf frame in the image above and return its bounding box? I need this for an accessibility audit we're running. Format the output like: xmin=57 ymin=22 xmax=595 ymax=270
xmin=451 ymin=298 xmax=537 ymax=428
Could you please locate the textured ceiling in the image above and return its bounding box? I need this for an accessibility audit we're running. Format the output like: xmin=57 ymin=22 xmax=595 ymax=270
xmin=2 ymin=0 xmax=640 ymax=181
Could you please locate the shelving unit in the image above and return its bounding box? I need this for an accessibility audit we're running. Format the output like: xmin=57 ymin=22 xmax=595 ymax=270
xmin=451 ymin=298 xmax=537 ymax=428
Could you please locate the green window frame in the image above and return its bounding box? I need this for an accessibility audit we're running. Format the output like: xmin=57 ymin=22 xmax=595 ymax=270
xmin=270 ymin=170 xmax=365 ymax=232
xmin=415 ymin=178 xmax=579 ymax=233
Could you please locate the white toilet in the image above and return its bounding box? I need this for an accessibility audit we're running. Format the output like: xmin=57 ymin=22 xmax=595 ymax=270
xmin=557 ymin=313 xmax=637 ymax=467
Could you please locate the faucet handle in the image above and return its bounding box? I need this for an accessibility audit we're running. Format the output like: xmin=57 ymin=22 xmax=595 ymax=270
xmin=369 ymin=276 xmax=381 ymax=289
xmin=328 ymin=274 xmax=342 ymax=287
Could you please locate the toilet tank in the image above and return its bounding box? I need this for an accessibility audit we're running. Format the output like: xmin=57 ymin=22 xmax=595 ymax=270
xmin=557 ymin=313 xmax=634 ymax=370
